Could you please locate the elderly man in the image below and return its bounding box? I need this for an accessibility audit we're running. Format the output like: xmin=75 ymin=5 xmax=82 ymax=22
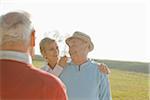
xmin=0 ymin=11 xmax=67 ymax=100
xmin=60 ymin=31 xmax=112 ymax=100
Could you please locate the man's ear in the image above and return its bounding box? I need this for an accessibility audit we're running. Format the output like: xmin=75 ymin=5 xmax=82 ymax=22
xmin=31 ymin=30 xmax=35 ymax=47
xmin=29 ymin=30 xmax=35 ymax=58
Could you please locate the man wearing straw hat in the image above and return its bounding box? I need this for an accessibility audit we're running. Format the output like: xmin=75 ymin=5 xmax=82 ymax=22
xmin=60 ymin=31 xmax=112 ymax=100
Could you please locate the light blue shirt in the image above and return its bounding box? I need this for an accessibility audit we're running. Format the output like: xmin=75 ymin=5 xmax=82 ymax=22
xmin=60 ymin=60 xmax=112 ymax=100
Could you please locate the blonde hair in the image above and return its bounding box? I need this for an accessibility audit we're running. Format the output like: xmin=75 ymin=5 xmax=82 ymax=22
xmin=39 ymin=37 xmax=55 ymax=56
xmin=0 ymin=10 xmax=33 ymax=46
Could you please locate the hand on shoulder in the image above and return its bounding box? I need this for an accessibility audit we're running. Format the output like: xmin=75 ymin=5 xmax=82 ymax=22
xmin=98 ymin=63 xmax=111 ymax=74
xmin=58 ymin=56 xmax=68 ymax=68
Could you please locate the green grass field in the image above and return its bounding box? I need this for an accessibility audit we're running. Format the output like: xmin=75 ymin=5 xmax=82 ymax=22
xmin=33 ymin=60 xmax=150 ymax=100
xmin=110 ymin=69 xmax=149 ymax=100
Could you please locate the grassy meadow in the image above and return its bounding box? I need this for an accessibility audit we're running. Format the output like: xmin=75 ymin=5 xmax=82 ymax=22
xmin=33 ymin=59 xmax=150 ymax=100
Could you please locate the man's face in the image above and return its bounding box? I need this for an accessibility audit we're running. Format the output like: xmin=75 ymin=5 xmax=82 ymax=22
xmin=43 ymin=42 xmax=59 ymax=63
xmin=68 ymin=38 xmax=89 ymax=57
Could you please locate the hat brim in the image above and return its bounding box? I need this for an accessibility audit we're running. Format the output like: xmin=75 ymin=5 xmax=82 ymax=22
xmin=66 ymin=36 xmax=94 ymax=52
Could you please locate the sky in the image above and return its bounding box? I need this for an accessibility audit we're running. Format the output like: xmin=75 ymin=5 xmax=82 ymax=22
xmin=0 ymin=0 xmax=150 ymax=62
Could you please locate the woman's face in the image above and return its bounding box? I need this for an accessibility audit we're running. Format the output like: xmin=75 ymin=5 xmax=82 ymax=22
xmin=43 ymin=41 xmax=59 ymax=63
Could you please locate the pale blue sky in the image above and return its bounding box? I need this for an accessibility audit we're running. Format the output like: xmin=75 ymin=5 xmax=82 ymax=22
xmin=0 ymin=0 xmax=149 ymax=62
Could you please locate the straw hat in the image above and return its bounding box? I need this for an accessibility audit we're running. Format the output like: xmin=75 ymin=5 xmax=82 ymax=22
xmin=66 ymin=31 xmax=94 ymax=52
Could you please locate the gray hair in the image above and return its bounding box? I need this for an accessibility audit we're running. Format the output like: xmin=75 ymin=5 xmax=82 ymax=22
xmin=0 ymin=10 xmax=33 ymax=46
xmin=39 ymin=38 xmax=55 ymax=56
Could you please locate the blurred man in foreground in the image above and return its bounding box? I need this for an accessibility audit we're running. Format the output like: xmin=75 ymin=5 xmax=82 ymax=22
xmin=0 ymin=11 xmax=67 ymax=100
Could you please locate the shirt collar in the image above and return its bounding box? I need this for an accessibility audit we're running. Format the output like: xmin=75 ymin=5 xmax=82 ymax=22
xmin=43 ymin=63 xmax=57 ymax=71
xmin=71 ymin=59 xmax=91 ymax=70
xmin=0 ymin=50 xmax=32 ymax=64
xmin=79 ymin=59 xmax=90 ymax=67
xmin=43 ymin=63 xmax=51 ymax=71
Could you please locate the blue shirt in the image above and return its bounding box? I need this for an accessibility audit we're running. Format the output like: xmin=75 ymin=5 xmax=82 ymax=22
xmin=60 ymin=60 xmax=112 ymax=100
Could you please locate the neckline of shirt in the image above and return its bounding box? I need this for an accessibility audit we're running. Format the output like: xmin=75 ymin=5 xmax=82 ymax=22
xmin=44 ymin=63 xmax=57 ymax=71
xmin=0 ymin=50 xmax=32 ymax=64
xmin=71 ymin=59 xmax=91 ymax=71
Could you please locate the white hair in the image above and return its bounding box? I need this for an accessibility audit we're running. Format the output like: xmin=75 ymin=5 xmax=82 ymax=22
xmin=0 ymin=10 xmax=33 ymax=46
